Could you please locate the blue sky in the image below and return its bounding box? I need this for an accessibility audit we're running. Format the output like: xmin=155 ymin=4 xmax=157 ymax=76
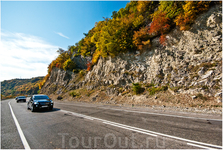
xmin=0 ymin=1 xmax=129 ymax=81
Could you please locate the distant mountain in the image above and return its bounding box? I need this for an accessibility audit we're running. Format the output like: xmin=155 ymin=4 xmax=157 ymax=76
xmin=1 ymin=76 xmax=44 ymax=100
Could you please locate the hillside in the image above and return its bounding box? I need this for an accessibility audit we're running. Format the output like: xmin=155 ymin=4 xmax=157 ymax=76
xmin=39 ymin=1 xmax=219 ymax=88
xmin=40 ymin=1 xmax=222 ymax=113
xmin=1 ymin=76 xmax=44 ymax=100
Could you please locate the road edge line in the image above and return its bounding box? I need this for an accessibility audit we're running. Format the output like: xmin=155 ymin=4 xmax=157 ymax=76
xmin=8 ymin=101 xmax=31 ymax=150
xmin=187 ymin=142 xmax=218 ymax=149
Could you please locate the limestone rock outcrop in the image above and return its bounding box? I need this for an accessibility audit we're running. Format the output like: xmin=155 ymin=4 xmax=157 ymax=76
xmin=40 ymin=4 xmax=222 ymax=102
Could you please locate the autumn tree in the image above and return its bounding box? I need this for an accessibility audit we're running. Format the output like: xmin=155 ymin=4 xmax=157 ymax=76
xmin=91 ymin=14 xmax=135 ymax=64
xmin=133 ymin=26 xmax=150 ymax=50
xmin=174 ymin=1 xmax=211 ymax=30
xmin=63 ymin=58 xmax=76 ymax=71
xmin=149 ymin=12 xmax=170 ymax=35
xmin=68 ymin=45 xmax=78 ymax=55
xmin=43 ymin=0 xmax=215 ymax=75
xmin=158 ymin=1 xmax=183 ymax=20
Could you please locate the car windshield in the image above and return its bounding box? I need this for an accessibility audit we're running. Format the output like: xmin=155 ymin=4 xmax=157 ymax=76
xmin=18 ymin=96 xmax=26 ymax=98
xmin=34 ymin=96 xmax=49 ymax=100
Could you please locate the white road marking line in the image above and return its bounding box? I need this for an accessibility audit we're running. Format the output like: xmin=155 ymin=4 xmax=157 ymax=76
xmin=102 ymin=121 xmax=157 ymax=137
xmin=60 ymin=109 xmax=157 ymax=136
xmin=71 ymin=112 xmax=94 ymax=120
xmin=59 ymin=109 xmax=222 ymax=149
xmin=104 ymin=120 xmax=222 ymax=149
xmin=56 ymin=102 xmax=222 ymax=121
xmin=102 ymin=120 xmax=157 ymax=136
xmin=187 ymin=142 xmax=218 ymax=149
xmin=61 ymin=110 xmax=94 ymax=120
xmin=8 ymin=101 xmax=31 ymax=150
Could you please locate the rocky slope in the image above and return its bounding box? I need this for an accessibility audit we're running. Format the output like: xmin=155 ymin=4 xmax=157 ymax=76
xmin=40 ymin=4 xmax=222 ymax=111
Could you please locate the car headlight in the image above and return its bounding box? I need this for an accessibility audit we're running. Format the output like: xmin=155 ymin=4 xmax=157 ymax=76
xmin=34 ymin=102 xmax=39 ymax=105
xmin=50 ymin=101 xmax=54 ymax=103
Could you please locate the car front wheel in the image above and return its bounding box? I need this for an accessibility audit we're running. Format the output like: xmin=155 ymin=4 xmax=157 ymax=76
xmin=31 ymin=106 xmax=36 ymax=112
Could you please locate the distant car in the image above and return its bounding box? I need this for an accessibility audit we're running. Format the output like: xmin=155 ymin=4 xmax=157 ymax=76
xmin=27 ymin=94 xmax=54 ymax=112
xmin=16 ymin=96 xmax=26 ymax=103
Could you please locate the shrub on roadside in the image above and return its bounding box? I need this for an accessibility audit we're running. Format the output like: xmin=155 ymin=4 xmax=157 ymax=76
xmin=196 ymin=93 xmax=207 ymax=101
xmin=132 ymin=83 xmax=144 ymax=95
xmin=69 ymin=90 xmax=81 ymax=97
xmin=144 ymin=82 xmax=155 ymax=88
xmin=148 ymin=86 xmax=168 ymax=95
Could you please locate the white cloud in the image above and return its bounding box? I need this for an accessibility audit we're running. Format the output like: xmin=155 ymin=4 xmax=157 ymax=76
xmin=0 ymin=31 xmax=59 ymax=81
xmin=55 ymin=32 xmax=69 ymax=39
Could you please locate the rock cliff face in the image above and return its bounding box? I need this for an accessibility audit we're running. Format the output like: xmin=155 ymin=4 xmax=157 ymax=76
xmin=40 ymin=4 xmax=222 ymax=103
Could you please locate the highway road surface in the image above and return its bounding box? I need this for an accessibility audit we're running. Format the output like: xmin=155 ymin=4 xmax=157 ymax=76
xmin=1 ymin=98 xmax=222 ymax=149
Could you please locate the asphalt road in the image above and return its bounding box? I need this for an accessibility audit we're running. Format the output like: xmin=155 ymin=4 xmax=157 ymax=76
xmin=1 ymin=98 xmax=222 ymax=149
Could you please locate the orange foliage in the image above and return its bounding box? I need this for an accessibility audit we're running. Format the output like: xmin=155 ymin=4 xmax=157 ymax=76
xmin=133 ymin=26 xmax=150 ymax=50
xmin=87 ymin=61 xmax=93 ymax=71
xmin=133 ymin=24 xmax=155 ymax=51
xmin=197 ymin=1 xmax=211 ymax=12
xmin=149 ymin=12 xmax=170 ymax=35
xmin=55 ymin=63 xmax=62 ymax=69
xmin=138 ymin=45 xmax=143 ymax=50
xmin=159 ymin=34 xmax=167 ymax=46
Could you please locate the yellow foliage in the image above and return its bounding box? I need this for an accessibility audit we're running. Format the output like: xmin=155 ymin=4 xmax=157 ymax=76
xmin=174 ymin=1 xmax=210 ymax=31
xmin=137 ymin=1 xmax=151 ymax=13
xmin=92 ymin=50 xmax=101 ymax=64
xmin=91 ymin=33 xmax=98 ymax=43
xmin=39 ymin=74 xmax=50 ymax=89
xmin=183 ymin=1 xmax=196 ymax=18
xmin=142 ymin=39 xmax=150 ymax=46
xmin=133 ymin=15 xmax=144 ymax=28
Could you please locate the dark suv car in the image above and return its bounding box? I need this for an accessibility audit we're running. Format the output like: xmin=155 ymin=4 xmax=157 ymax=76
xmin=15 ymin=96 xmax=26 ymax=103
xmin=27 ymin=95 xmax=54 ymax=112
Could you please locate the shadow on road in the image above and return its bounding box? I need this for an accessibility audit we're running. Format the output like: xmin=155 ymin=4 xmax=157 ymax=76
xmin=32 ymin=108 xmax=61 ymax=113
